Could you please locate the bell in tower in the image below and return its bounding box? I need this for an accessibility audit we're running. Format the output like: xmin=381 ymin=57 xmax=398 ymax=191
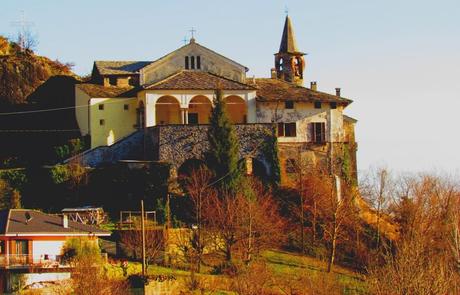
xmin=274 ymin=15 xmax=306 ymax=86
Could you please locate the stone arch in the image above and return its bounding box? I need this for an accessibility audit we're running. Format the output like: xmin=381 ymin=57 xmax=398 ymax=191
xmin=156 ymin=96 xmax=181 ymax=125
xmin=188 ymin=95 xmax=212 ymax=124
xmin=224 ymin=95 xmax=247 ymax=124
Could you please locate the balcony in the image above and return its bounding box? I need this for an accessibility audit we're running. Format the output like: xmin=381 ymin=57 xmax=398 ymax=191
xmin=0 ymin=254 xmax=67 ymax=269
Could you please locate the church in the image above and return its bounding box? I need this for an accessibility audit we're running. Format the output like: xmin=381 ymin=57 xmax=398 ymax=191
xmin=74 ymin=16 xmax=357 ymax=181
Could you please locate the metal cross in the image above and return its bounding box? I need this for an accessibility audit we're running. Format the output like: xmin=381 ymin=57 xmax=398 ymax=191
xmin=284 ymin=5 xmax=289 ymax=16
xmin=10 ymin=10 xmax=34 ymax=33
xmin=189 ymin=27 xmax=196 ymax=39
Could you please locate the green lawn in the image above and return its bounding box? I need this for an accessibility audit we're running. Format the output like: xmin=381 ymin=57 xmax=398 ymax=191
xmin=105 ymin=249 xmax=367 ymax=294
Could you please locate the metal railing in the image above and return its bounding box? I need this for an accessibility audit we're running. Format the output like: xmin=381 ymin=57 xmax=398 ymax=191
xmin=0 ymin=254 xmax=65 ymax=268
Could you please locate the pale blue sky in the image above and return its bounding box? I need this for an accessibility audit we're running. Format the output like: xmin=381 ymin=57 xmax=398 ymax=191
xmin=1 ymin=0 xmax=459 ymax=173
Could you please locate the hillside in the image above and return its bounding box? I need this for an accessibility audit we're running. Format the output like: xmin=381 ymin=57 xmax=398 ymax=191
xmin=0 ymin=36 xmax=82 ymax=165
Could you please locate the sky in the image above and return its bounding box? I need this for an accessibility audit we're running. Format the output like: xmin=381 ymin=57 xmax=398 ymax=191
xmin=1 ymin=0 xmax=459 ymax=174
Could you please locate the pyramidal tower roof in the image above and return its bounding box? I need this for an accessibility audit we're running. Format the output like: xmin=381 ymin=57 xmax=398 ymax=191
xmin=279 ymin=15 xmax=302 ymax=54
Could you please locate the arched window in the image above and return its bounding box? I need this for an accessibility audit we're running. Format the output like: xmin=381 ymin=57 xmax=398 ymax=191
xmin=191 ymin=56 xmax=195 ymax=69
xmin=185 ymin=56 xmax=189 ymax=69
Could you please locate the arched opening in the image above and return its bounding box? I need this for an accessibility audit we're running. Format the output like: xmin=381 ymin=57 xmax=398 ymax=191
xmin=224 ymin=95 xmax=247 ymax=124
xmin=188 ymin=96 xmax=212 ymax=124
xmin=136 ymin=101 xmax=145 ymax=129
xmin=156 ymin=96 xmax=181 ymax=125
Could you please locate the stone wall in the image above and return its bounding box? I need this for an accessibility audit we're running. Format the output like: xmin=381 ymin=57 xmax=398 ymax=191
xmin=147 ymin=124 xmax=276 ymax=172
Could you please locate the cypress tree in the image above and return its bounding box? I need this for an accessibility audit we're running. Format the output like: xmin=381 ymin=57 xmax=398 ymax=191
xmin=207 ymin=89 xmax=242 ymax=193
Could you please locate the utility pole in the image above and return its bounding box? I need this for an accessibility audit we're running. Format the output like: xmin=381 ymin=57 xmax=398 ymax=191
xmin=141 ymin=200 xmax=146 ymax=276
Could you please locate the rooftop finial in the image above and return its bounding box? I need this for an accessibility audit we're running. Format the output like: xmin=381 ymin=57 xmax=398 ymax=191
xmin=285 ymin=5 xmax=289 ymax=16
xmin=189 ymin=27 xmax=196 ymax=43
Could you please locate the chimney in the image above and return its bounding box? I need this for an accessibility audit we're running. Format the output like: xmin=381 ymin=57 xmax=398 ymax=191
xmin=62 ymin=214 xmax=69 ymax=228
xmin=335 ymin=88 xmax=341 ymax=97
xmin=270 ymin=68 xmax=277 ymax=79
xmin=310 ymin=81 xmax=317 ymax=91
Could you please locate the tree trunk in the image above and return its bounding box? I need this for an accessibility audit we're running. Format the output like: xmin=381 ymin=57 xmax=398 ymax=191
xmin=327 ymin=223 xmax=338 ymax=273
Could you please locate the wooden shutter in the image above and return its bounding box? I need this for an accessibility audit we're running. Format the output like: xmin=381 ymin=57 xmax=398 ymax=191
xmin=277 ymin=123 xmax=284 ymax=137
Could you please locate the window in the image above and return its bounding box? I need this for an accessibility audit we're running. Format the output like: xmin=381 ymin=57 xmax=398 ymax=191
xmin=330 ymin=102 xmax=337 ymax=109
xmin=285 ymin=158 xmax=297 ymax=173
xmin=188 ymin=113 xmax=198 ymax=124
xmin=16 ymin=240 xmax=29 ymax=255
xmin=109 ymin=77 xmax=117 ymax=86
xmin=314 ymin=101 xmax=322 ymax=109
xmin=197 ymin=56 xmax=201 ymax=69
xmin=185 ymin=56 xmax=189 ymax=69
xmin=285 ymin=100 xmax=294 ymax=109
xmin=124 ymin=104 xmax=129 ymax=110
xmin=310 ymin=122 xmax=326 ymax=143
xmin=98 ymin=104 xmax=104 ymax=110
xmin=277 ymin=122 xmax=297 ymax=137
xmin=191 ymin=56 xmax=195 ymax=69
xmin=99 ymin=119 xmax=105 ymax=126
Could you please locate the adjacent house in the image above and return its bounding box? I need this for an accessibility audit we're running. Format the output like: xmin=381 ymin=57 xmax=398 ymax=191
xmin=0 ymin=209 xmax=110 ymax=292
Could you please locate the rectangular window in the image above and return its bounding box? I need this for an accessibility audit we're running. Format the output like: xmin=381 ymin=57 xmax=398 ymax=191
xmin=330 ymin=102 xmax=337 ymax=109
xmin=109 ymin=77 xmax=117 ymax=86
xmin=99 ymin=119 xmax=105 ymax=126
xmin=185 ymin=56 xmax=189 ymax=69
xmin=124 ymin=104 xmax=129 ymax=110
xmin=314 ymin=101 xmax=322 ymax=109
xmin=15 ymin=240 xmax=29 ymax=255
xmin=278 ymin=122 xmax=297 ymax=137
xmin=285 ymin=100 xmax=294 ymax=109
xmin=191 ymin=56 xmax=195 ymax=69
xmin=188 ymin=113 xmax=198 ymax=124
xmin=311 ymin=122 xmax=326 ymax=143
xmin=98 ymin=104 xmax=104 ymax=110
xmin=197 ymin=56 xmax=201 ymax=69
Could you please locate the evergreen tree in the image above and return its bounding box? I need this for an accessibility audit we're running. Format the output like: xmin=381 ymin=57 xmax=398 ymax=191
xmin=207 ymin=89 xmax=242 ymax=193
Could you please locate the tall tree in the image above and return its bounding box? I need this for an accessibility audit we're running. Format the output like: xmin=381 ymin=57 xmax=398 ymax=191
xmin=207 ymin=89 xmax=242 ymax=193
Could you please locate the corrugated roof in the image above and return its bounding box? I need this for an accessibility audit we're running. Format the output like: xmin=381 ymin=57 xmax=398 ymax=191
xmin=0 ymin=209 xmax=110 ymax=236
xmin=249 ymin=78 xmax=352 ymax=105
xmin=95 ymin=61 xmax=151 ymax=75
xmin=144 ymin=70 xmax=256 ymax=90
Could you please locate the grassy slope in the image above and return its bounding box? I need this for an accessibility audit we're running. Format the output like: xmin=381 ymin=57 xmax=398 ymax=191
xmin=105 ymin=250 xmax=367 ymax=294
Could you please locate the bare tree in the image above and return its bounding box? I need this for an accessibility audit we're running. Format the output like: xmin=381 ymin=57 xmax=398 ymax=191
xmin=120 ymin=224 xmax=164 ymax=270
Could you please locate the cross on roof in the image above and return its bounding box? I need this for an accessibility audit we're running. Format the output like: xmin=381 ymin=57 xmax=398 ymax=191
xmin=182 ymin=36 xmax=188 ymax=45
xmin=284 ymin=5 xmax=289 ymax=16
xmin=189 ymin=27 xmax=196 ymax=39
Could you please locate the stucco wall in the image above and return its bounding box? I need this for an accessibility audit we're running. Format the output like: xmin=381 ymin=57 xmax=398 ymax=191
xmin=141 ymin=42 xmax=246 ymax=86
xmin=32 ymin=240 xmax=65 ymax=261
xmin=256 ymin=101 xmax=344 ymax=143
xmin=89 ymin=97 xmax=137 ymax=148
xmin=75 ymin=86 xmax=91 ymax=136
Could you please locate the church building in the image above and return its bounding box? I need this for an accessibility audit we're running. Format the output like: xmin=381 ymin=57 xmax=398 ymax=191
xmin=74 ymin=16 xmax=357 ymax=181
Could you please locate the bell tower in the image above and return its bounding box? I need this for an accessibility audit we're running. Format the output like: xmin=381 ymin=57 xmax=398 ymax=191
xmin=274 ymin=15 xmax=306 ymax=86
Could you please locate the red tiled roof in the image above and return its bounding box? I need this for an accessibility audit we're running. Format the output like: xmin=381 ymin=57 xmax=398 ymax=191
xmin=249 ymin=78 xmax=352 ymax=105
xmin=77 ymin=84 xmax=137 ymax=98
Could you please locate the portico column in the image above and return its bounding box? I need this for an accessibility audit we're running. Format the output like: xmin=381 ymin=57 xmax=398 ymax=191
xmin=181 ymin=109 xmax=185 ymax=124
xmin=185 ymin=109 xmax=189 ymax=124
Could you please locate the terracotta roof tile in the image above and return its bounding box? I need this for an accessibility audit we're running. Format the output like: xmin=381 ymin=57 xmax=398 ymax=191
xmin=77 ymin=83 xmax=137 ymax=98
xmin=144 ymin=70 xmax=255 ymax=90
xmin=95 ymin=61 xmax=151 ymax=75
xmin=249 ymin=78 xmax=352 ymax=105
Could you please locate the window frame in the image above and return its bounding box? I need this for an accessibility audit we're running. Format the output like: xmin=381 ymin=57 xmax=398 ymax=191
xmin=314 ymin=101 xmax=322 ymax=109
xmin=197 ymin=56 xmax=201 ymax=69
xmin=99 ymin=119 xmax=105 ymax=126
xmin=285 ymin=100 xmax=294 ymax=109
xmin=330 ymin=102 xmax=337 ymax=109
xmin=185 ymin=56 xmax=189 ymax=69
xmin=277 ymin=122 xmax=297 ymax=137
xmin=98 ymin=104 xmax=104 ymax=110
xmin=311 ymin=122 xmax=326 ymax=143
